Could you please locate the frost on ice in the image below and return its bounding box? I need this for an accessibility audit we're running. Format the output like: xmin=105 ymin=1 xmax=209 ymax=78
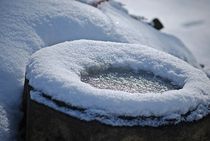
xmin=81 ymin=68 xmax=179 ymax=93
xmin=27 ymin=40 xmax=210 ymax=126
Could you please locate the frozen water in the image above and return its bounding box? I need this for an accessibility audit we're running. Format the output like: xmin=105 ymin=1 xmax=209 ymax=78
xmin=81 ymin=69 xmax=179 ymax=93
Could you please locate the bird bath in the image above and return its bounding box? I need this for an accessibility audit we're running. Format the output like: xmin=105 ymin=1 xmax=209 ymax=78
xmin=81 ymin=68 xmax=179 ymax=93
xmin=24 ymin=40 xmax=210 ymax=140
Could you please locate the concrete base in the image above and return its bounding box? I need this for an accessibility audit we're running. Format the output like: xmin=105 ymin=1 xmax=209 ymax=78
xmin=24 ymin=80 xmax=210 ymax=141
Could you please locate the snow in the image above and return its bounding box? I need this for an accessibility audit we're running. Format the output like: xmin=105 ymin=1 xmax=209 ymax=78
xmin=27 ymin=40 xmax=210 ymax=126
xmin=118 ymin=0 xmax=210 ymax=68
xmin=78 ymin=0 xmax=99 ymax=5
xmin=0 ymin=106 xmax=10 ymax=140
xmin=98 ymin=1 xmax=198 ymax=67
xmin=0 ymin=0 xmax=207 ymax=139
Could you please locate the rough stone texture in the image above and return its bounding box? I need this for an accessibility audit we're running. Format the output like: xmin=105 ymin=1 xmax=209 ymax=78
xmin=24 ymin=79 xmax=210 ymax=141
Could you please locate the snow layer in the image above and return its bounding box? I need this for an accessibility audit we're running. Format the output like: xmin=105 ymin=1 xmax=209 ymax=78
xmin=119 ymin=0 xmax=210 ymax=68
xmin=98 ymin=1 xmax=198 ymax=66
xmin=0 ymin=106 xmax=10 ymax=140
xmin=27 ymin=40 xmax=210 ymax=126
xmin=0 ymin=0 xmax=203 ymax=139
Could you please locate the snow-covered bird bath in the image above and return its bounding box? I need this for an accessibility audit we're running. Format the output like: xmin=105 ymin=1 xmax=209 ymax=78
xmin=24 ymin=40 xmax=210 ymax=140
xmin=26 ymin=40 xmax=210 ymax=125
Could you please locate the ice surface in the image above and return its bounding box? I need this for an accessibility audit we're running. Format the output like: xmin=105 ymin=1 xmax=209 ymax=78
xmin=27 ymin=40 xmax=210 ymax=126
xmin=81 ymin=69 xmax=179 ymax=93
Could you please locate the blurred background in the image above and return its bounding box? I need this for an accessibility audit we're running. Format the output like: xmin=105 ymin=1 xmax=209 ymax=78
xmin=118 ymin=0 xmax=210 ymax=68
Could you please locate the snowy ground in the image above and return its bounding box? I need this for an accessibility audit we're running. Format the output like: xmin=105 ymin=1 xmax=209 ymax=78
xmin=118 ymin=0 xmax=210 ymax=68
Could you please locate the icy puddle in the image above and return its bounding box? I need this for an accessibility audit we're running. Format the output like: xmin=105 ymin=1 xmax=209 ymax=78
xmin=81 ymin=69 xmax=179 ymax=93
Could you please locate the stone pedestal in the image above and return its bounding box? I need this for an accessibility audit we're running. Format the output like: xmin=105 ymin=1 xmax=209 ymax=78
xmin=23 ymin=79 xmax=210 ymax=141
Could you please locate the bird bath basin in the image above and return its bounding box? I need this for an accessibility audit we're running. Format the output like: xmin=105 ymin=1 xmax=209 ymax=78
xmin=24 ymin=40 xmax=210 ymax=140
xmin=81 ymin=68 xmax=179 ymax=93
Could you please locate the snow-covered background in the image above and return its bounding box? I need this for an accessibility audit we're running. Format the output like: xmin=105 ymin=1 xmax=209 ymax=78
xmin=118 ymin=0 xmax=210 ymax=68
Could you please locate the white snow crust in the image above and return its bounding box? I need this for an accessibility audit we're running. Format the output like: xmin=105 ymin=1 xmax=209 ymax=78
xmin=27 ymin=40 xmax=210 ymax=126
xmin=119 ymin=0 xmax=210 ymax=69
xmin=0 ymin=0 xmax=206 ymax=139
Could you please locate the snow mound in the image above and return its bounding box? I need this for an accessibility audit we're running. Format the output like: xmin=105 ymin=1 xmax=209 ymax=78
xmin=27 ymin=40 xmax=210 ymax=126
xmin=119 ymin=0 xmax=210 ymax=68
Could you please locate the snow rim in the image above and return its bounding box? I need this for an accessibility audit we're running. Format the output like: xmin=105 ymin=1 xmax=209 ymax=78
xmin=26 ymin=40 xmax=210 ymax=127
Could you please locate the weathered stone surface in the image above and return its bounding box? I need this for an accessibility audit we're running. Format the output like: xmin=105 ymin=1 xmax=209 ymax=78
xmin=24 ymin=79 xmax=210 ymax=141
